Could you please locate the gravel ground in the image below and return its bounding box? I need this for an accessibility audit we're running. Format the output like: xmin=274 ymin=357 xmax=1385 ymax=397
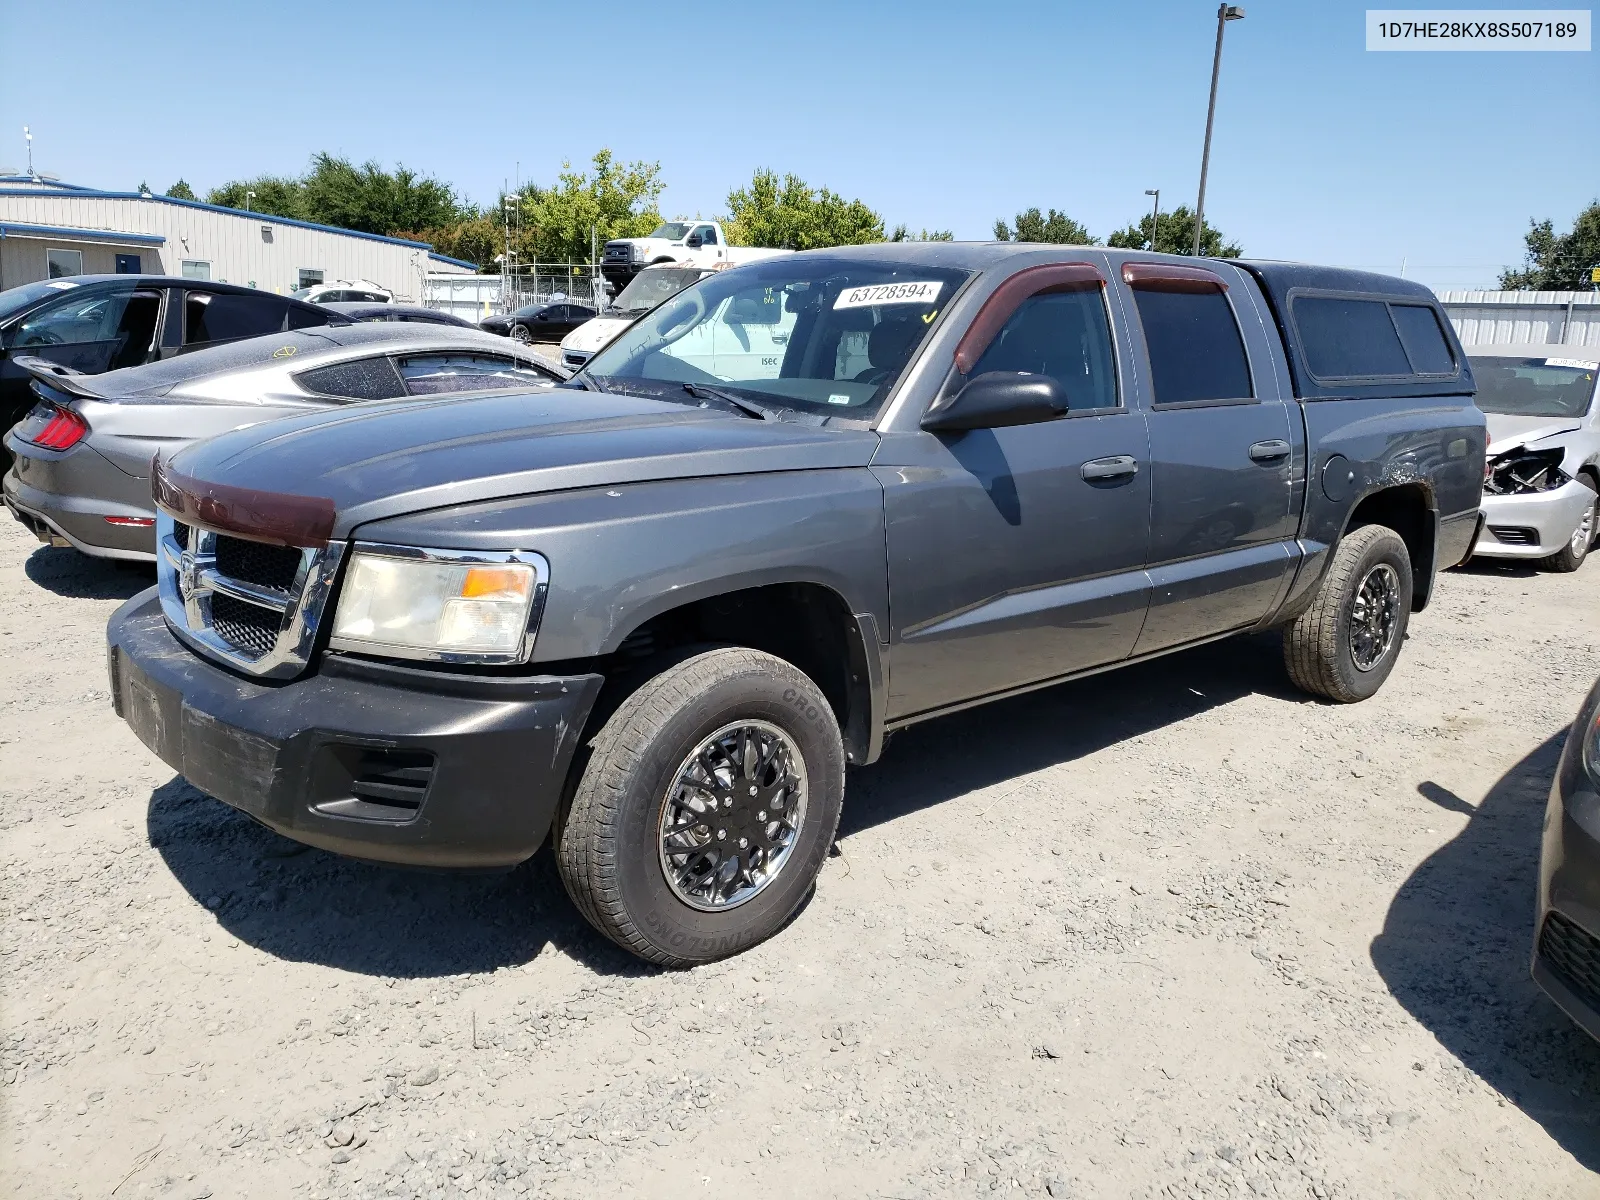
xmin=3 ymin=515 xmax=1598 ymax=1199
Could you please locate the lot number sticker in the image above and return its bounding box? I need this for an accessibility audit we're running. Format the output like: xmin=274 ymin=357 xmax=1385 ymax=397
xmin=1546 ymin=357 xmax=1599 ymax=370
xmin=834 ymin=281 xmax=943 ymax=310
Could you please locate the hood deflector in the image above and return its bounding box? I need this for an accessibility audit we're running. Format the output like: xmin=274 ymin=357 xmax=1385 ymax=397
xmin=152 ymin=454 xmax=336 ymax=548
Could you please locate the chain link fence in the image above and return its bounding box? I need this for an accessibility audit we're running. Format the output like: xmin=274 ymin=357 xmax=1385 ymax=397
xmin=421 ymin=267 xmax=608 ymax=324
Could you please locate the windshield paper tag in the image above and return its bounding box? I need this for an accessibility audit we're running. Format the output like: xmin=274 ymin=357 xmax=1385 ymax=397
xmin=1546 ymin=357 xmax=1598 ymax=370
xmin=45 ymin=280 xmax=79 ymax=290
xmin=834 ymin=281 xmax=943 ymax=310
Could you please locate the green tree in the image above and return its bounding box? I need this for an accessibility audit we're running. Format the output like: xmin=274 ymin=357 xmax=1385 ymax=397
xmin=206 ymin=175 xmax=305 ymax=218
xmin=891 ymin=225 xmax=954 ymax=242
xmin=519 ymin=150 xmax=664 ymax=263
xmin=298 ymin=153 xmax=462 ymax=235
xmin=1500 ymin=202 xmax=1600 ymax=290
xmin=164 ymin=179 xmax=197 ymax=201
xmin=993 ymin=207 xmax=1096 ymax=245
xmin=1105 ymin=205 xmax=1240 ymax=257
xmin=724 ymin=169 xmax=885 ymax=250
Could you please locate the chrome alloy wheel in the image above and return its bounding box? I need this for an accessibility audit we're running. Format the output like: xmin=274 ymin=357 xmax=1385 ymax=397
xmin=657 ymin=720 xmax=808 ymax=912
xmin=1349 ymin=562 xmax=1401 ymax=672
xmin=1570 ymin=500 xmax=1596 ymax=556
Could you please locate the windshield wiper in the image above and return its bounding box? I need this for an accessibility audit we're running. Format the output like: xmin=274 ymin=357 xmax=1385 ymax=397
xmin=682 ymin=383 xmax=777 ymax=421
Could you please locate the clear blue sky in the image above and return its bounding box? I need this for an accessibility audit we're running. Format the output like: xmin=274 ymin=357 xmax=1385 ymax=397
xmin=2 ymin=0 xmax=1594 ymax=291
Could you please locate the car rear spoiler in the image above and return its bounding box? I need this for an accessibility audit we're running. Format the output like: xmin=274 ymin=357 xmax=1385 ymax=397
xmin=12 ymin=355 xmax=117 ymax=401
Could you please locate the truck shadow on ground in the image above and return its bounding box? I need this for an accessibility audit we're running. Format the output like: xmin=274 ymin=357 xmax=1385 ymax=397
xmin=146 ymin=631 xmax=1303 ymax=979
xmin=1371 ymin=732 xmax=1600 ymax=1171
xmin=24 ymin=545 xmax=152 ymax=600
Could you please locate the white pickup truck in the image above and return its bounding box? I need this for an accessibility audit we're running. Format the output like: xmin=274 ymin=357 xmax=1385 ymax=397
xmin=600 ymin=221 xmax=787 ymax=291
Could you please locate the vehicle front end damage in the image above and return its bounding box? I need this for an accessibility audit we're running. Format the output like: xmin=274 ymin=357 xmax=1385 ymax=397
xmin=1473 ymin=442 xmax=1597 ymax=560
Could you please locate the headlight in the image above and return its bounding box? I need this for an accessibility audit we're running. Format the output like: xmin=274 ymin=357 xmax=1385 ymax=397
xmin=329 ymin=546 xmax=547 ymax=664
xmin=632 ymin=244 xmax=648 ymax=261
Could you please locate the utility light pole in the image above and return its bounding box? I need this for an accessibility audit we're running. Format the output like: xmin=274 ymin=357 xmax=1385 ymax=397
xmin=1144 ymin=189 xmax=1160 ymax=251
xmin=1193 ymin=4 xmax=1244 ymax=257
xmin=502 ymin=193 xmax=520 ymax=310
xmin=24 ymin=126 xmax=34 ymax=181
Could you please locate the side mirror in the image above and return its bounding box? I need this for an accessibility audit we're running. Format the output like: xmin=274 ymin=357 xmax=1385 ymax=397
xmin=921 ymin=371 xmax=1070 ymax=432
xmin=686 ymin=235 xmax=703 ymax=249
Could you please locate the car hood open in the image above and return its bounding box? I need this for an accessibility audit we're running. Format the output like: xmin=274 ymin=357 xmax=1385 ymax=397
xmin=163 ymin=387 xmax=880 ymax=540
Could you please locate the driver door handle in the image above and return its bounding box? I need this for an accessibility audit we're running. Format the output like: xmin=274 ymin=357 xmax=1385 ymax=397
xmin=1249 ymin=439 xmax=1291 ymax=463
xmin=1080 ymin=455 xmax=1139 ymax=482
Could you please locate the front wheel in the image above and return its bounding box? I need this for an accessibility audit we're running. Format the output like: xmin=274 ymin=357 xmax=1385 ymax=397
xmin=1282 ymin=524 xmax=1413 ymax=703
xmin=556 ymin=647 xmax=845 ymax=967
xmin=510 ymin=323 xmax=533 ymax=344
xmin=1540 ymin=476 xmax=1597 ymax=573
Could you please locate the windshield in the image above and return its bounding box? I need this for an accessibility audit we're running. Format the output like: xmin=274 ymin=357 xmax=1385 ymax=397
xmin=1472 ymin=355 xmax=1598 ymax=418
xmin=610 ymin=268 xmax=703 ymax=315
xmin=647 ymin=222 xmax=692 ymax=240
xmin=0 ymin=278 xmax=89 ymax=323
xmin=583 ymin=256 xmax=971 ymax=422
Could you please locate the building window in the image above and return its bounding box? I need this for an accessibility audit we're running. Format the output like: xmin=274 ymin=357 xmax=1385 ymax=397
xmin=47 ymin=248 xmax=83 ymax=278
xmin=115 ymin=253 xmax=141 ymax=274
xmin=298 ymin=269 xmax=325 ymax=289
xmin=181 ymin=260 xmax=211 ymax=281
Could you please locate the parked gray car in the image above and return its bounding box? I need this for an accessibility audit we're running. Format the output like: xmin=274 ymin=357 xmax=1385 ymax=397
xmin=105 ymin=244 xmax=1484 ymax=966
xmin=1469 ymin=344 xmax=1599 ymax=571
xmin=3 ymin=323 xmax=558 ymax=560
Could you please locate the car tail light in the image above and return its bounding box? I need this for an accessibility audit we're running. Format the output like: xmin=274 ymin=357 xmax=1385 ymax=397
xmin=26 ymin=405 xmax=90 ymax=451
xmin=103 ymin=516 xmax=155 ymax=528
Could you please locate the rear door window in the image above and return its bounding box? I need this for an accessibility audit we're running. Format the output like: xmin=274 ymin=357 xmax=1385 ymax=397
xmin=396 ymin=353 xmax=551 ymax=395
xmin=1130 ymin=286 xmax=1253 ymax=405
xmin=5 ymin=285 xmax=162 ymax=372
xmin=969 ymin=289 xmax=1119 ymax=410
xmin=184 ymin=291 xmax=290 ymax=347
xmin=296 ymin=357 xmax=406 ymax=401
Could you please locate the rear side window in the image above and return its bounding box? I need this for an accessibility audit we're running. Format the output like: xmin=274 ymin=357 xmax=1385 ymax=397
xmin=286 ymin=305 xmax=330 ymax=330
xmin=1293 ymin=297 xmax=1410 ymax=378
xmin=185 ymin=291 xmax=288 ymax=346
xmin=296 ymin=357 xmax=406 ymax=401
xmin=970 ymin=290 xmax=1118 ymax=410
xmin=396 ymin=353 xmax=550 ymax=395
xmin=1389 ymin=304 xmax=1456 ymax=375
xmin=1131 ymin=288 xmax=1252 ymax=405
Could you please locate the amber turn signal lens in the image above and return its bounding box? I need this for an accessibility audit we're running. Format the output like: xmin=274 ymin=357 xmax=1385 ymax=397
xmin=460 ymin=565 xmax=533 ymax=600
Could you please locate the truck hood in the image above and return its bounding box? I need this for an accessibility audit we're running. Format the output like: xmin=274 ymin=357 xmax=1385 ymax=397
xmin=561 ymin=317 xmax=632 ymax=354
xmin=165 ymin=387 xmax=880 ymax=540
xmin=1484 ymin=413 xmax=1583 ymax=455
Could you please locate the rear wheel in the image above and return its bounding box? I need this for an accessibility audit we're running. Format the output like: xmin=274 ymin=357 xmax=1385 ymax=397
xmin=556 ymin=647 xmax=844 ymax=967
xmin=1283 ymin=524 xmax=1413 ymax=703
xmin=1539 ymin=476 xmax=1597 ymax=573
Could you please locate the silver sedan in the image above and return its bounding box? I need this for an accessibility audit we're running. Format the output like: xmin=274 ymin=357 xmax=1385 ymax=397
xmin=3 ymin=323 xmax=560 ymax=561
xmin=1469 ymin=343 xmax=1600 ymax=572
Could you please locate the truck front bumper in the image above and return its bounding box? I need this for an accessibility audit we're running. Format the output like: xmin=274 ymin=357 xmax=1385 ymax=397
xmin=1473 ymin=481 xmax=1595 ymax=559
xmin=107 ymin=588 xmax=604 ymax=869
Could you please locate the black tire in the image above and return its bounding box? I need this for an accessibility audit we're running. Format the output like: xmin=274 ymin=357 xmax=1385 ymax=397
xmin=509 ymin=324 xmax=533 ymax=345
xmin=556 ymin=647 xmax=845 ymax=967
xmin=1538 ymin=475 xmax=1597 ymax=573
xmin=1282 ymin=524 xmax=1413 ymax=703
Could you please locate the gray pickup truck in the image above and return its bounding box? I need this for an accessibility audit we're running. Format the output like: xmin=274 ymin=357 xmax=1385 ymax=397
xmin=106 ymin=244 xmax=1484 ymax=966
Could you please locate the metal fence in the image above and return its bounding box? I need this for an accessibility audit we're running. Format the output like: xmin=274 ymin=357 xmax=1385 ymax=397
xmin=1440 ymin=290 xmax=1600 ymax=348
xmin=421 ymin=267 xmax=606 ymax=324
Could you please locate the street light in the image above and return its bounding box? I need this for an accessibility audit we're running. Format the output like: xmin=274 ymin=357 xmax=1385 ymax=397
xmin=1193 ymin=4 xmax=1245 ymax=257
xmin=1144 ymin=189 xmax=1160 ymax=251
xmin=245 ymin=189 xmax=255 ymax=211
xmin=502 ymin=194 xmax=521 ymax=309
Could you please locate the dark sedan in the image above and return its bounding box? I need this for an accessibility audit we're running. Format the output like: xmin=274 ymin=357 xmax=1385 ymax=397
xmin=1533 ymin=674 xmax=1600 ymax=1041
xmin=480 ymin=301 xmax=596 ymax=344
xmin=320 ymin=302 xmax=476 ymax=327
xmin=0 ymin=275 xmax=343 ymax=469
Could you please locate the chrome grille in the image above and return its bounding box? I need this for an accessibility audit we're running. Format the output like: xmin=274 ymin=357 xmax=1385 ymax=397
xmin=156 ymin=512 xmax=347 ymax=679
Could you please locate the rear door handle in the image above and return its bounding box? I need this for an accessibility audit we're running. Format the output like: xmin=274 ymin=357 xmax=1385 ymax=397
xmin=1248 ymin=440 xmax=1291 ymax=463
xmin=1080 ymin=455 xmax=1139 ymax=481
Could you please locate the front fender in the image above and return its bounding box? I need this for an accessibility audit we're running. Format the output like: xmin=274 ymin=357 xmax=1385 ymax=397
xmin=349 ymin=469 xmax=890 ymax=663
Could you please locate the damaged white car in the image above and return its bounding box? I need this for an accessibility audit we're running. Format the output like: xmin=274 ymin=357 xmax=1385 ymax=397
xmin=1469 ymin=344 xmax=1600 ymax=572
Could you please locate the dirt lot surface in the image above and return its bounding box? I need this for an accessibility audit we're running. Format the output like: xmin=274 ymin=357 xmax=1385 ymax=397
xmin=3 ymin=516 xmax=1598 ymax=1200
